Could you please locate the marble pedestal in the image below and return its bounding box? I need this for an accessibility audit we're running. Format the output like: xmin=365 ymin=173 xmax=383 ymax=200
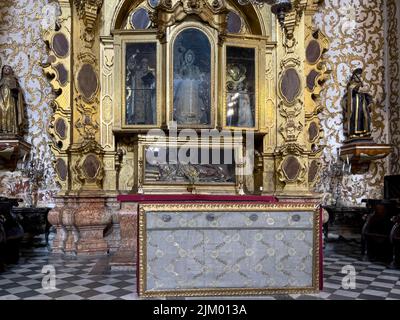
xmin=48 ymin=196 xmax=112 ymax=255
xmin=110 ymin=203 xmax=137 ymax=271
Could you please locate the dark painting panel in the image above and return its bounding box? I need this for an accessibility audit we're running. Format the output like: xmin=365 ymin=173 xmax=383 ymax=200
xmin=125 ymin=42 xmax=157 ymax=125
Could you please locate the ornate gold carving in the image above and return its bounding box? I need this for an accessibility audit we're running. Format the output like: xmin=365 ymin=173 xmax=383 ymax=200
xmin=74 ymin=96 xmax=99 ymax=141
xmin=71 ymin=139 xmax=105 ymax=191
xmin=73 ymin=51 xmax=101 ymax=146
xmin=282 ymin=0 xmax=307 ymax=39
xmin=74 ymin=0 xmax=104 ymax=47
xmin=276 ymin=143 xmax=308 ymax=189
xmin=42 ymin=0 xmax=72 ymax=195
xmin=304 ymin=29 xmax=329 ymax=119
xmin=151 ymin=0 xmax=229 ymax=42
xmin=100 ymin=37 xmax=115 ymax=151
xmin=388 ymin=0 xmax=400 ymax=174
xmin=303 ymin=27 xmax=329 ymax=193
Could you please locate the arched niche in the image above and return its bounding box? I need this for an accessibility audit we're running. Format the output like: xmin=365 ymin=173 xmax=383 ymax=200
xmin=110 ymin=0 xmax=268 ymax=37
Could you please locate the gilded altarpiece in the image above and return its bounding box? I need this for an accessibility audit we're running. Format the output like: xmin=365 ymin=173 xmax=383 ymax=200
xmin=44 ymin=0 xmax=329 ymax=257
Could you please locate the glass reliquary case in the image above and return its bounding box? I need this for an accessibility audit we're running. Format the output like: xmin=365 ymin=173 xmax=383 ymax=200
xmin=133 ymin=134 xmax=245 ymax=194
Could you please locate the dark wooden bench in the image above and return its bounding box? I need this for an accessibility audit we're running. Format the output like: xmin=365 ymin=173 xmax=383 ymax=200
xmin=362 ymin=176 xmax=400 ymax=266
xmin=0 ymin=197 xmax=24 ymax=272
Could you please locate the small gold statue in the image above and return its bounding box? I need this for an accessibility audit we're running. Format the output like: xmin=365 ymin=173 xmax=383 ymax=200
xmin=343 ymin=68 xmax=372 ymax=140
xmin=0 ymin=65 xmax=25 ymax=136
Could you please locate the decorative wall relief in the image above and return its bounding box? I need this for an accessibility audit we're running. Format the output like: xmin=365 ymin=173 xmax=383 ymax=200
xmin=387 ymin=0 xmax=400 ymax=175
xmin=100 ymin=37 xmax=115 ymax=151
xmin=314 ymin=0 xmax=388 ymax=205
xmin=304 ymin=27 xmax=329 ymax=190
xmin=44 ymin=0 xmax=72 ymax=194
xmin=0 ymin=0 xmax=59 ymax=205
xmin=274 ymin=1 xmax=310 ymax=195
xmin=74 ymin=0 xmax=104 ymax=47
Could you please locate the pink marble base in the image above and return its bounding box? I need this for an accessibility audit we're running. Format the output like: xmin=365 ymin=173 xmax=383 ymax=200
xmin=110 ymin=204 xmax=137 ymax=269
xmin=48 ymin=196 xmax=112 ymax=255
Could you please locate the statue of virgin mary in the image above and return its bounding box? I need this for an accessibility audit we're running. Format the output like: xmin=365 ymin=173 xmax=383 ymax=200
xmin=173 ymin=49 xmax=208 ymax=125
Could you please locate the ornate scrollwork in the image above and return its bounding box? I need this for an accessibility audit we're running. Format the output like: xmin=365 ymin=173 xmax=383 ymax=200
xmin=74 ymin=0 xmax=104 ymax=47
xmin=71 ymin=139 xmax=105 ymax=191
xmin=74 ymin=96 xmax=99 ymax=141
xmin=277 ymin=155 xmax=307 ymax=184
xmin=388 ymin=0 xmax=400 ymax=174
xmin=151 ymin=0 xmax=228 ymax=42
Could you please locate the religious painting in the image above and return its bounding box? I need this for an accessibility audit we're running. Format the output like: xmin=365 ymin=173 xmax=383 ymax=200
xmin=172 ymin=28 xmax=212 ymax=127
xmin=125 ymin=42 xmax=157 ymax=126
xmin=225 ymin=46 xmax=256 ymax=129
xmin=143 ymin=146 xmax=236 ymax=184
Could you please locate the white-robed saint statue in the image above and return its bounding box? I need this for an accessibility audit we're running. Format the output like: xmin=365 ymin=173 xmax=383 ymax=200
xmin=173 ymin=49 xmax=208 ymax=125
xmin=226 ymin=64 xmax=254 ymax=128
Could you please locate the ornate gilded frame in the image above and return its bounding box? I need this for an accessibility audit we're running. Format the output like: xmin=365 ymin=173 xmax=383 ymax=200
xmin=166 ymin=21 xmax=218 ymax=129
xmin=138 ymin=203 xmax=321 ymax=297
xmin=135 ymin=134 xmax=245 ymax=194
xmin=221 ymin=36 xmax=266 ymax=131
xmin=113 ymin=31 xmax=163 ymax=131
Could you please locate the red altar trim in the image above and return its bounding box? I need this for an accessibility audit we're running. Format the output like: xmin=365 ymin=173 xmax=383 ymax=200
xmin=319 ymin=206 xmax=324 ymax=290
xmin=117 ymin=194 xmax=278 ymax=203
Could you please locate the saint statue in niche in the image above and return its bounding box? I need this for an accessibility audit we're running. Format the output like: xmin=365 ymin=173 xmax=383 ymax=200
xmin=126 ymin=44 xmax=156 ymax=125
xmin=173 ymin=28 xmax=211 ymax=126
xmin=226 ymin=64 xmax=254 ymax=127
xmin=343 ymin=68 xmax=373 ymax=140
xmin=0 ymin=65 xmax=25 ymax=136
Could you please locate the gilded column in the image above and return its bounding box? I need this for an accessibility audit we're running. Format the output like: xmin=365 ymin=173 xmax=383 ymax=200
xmin=48 ymin=0 xmax=112 ymax=255
xmin=273 ymin=0 xmax=328 ymax=197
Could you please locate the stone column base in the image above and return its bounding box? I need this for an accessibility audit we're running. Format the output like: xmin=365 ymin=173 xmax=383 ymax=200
xmin=76 ymin=226 xmax=109 ymax=255
xmin=110 ymin=203 xmax=137 ymax=271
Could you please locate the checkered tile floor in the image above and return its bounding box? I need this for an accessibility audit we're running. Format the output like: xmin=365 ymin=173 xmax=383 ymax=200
xmin=1 ymin=239 xmax=399 ymax=300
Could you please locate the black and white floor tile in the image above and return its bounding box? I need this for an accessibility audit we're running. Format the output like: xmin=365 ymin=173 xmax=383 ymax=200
xmin=0 ymin=239 xmax=399 ymax=300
